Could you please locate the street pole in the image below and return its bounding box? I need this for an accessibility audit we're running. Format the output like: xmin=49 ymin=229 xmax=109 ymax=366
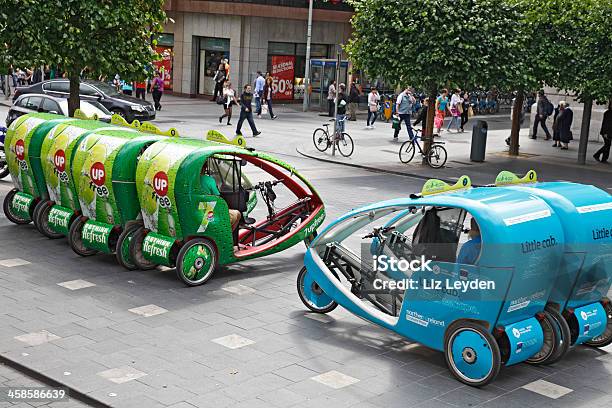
xmin=331 ymin=45 xmax=342 ymax=156
xmin=302 ymin=0 xmax=314 ymax=112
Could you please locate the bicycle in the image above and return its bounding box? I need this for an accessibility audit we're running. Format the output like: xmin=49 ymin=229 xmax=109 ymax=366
xmin=398 ymin=128 xmax=447 ymax=168
xmin=312 ymin=118 xmax=355 ymax=157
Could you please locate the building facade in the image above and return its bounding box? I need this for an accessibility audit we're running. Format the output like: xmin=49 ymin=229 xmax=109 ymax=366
xmin=163 ymin=0 xmax=353 ymax=100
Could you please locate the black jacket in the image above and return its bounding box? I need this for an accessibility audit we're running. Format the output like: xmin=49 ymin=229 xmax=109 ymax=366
xmin=240 ymin=92 xmax=253 ymax=111
xmin=601 ymin=109 xmax=612 ymax=137
xmin=336 ymin=93 xmax=348 ymax=114
xmin=558 ymin=108 xmax=573 ymax=142
xmin=349 ymin=86 xmax=359 ymax=103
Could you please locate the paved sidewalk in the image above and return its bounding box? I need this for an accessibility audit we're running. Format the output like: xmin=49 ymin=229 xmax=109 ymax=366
xmin=298 ymin=124 xmax=612 ymax=190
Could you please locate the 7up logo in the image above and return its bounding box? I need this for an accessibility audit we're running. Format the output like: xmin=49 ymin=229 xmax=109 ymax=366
xmin=153 ymin=171 xmax=171 ymax=208
xmin=15 ymin=139 xmax=28 ymax=170
xmin=90 ymin=162 xmax=109 ymax=197
xmin=54 ymin=150 xmax=69 ymax=182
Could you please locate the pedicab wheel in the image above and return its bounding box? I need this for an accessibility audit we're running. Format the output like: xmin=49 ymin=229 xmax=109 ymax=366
xmin=3 ymin=188 xmax=31 ymax=225
xmin=68 ymin=216 xmax=97 ymax=257
xmin=128 ymin=226 xmax=157 ymax=270
xmin=176 ymin=238 xmax=217 ymax=287
xmin=427 ymin=144 xmax=448 ymax=168
xmin=337 ymin=133 xmax=354 ymax=157
xmin=399 ymin=140 xmax=415 ymax=164
xmin=33 ymin=200 xmax=64 ymax=239
xmin=115 ymin=222 xmax=142 ymax=270
xmin=526 ymin=309 xmax=570 ymax=365
xmin=584 ymin=299 xmax=612 ymax=348
xmin=444 ymin=321 xmax=501 ymax=387
xmin=297 ymin=266 xmax=338 ymax=314
xmin=313 ymin=128 xmax=329 ymax=152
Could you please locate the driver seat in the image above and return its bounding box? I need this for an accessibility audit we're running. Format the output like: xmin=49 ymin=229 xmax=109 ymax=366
xmin=237 ymin=187 xmax=256 ymax=226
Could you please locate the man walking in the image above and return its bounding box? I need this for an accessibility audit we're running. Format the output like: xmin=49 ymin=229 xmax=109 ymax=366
xmin=253 ymin=71 xmax=265 ymax=118
xmin=393 ymin=86 xmax=416 ymax=141
xmin=531 ymin=91 xmax=553 ymax=140
xmin=348 ymin=83 xmax=360 ymax=121
xmin=594 ymin=101 xmax=612 ymax=163
xmin=236 ymin=84 xmax=261 ymax=137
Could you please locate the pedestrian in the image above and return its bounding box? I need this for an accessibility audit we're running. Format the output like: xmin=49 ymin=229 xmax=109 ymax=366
xmin=113 ymin=74 xmax=122 ymax=92
xmin=253 ymin=71 xmax=265 ymax=118
xmin=327 ymin=80 xmax=336 ymax=117
xmin=446 ymin=89 xmax=462 ymax=132
xmin=557 ymin=101 xmax=573 ymax=150
xmin=552 ymin=103 xmax=562 ymax=147
xmin=219 ymin=81 xmax=238 ymax=126
xmin=335 ymin=84 xmax=348 ymax=133
xmin=236 ymin=84 xmax=261 ymax=137
xmin=413 ymin=98 xmax=429 ymax=128
xmin=150 ymin=71 xmax=164 ymax=111
xmin=593 ymin=101 xmax=612 ymax=163
xmin=134 ymin=79 xmax=147 ymax=100
xmin=366 ymin=87 xmax=380 ymax=129
xmin=262 ymin=76 xmax=277 ymax=120
xmin=211 ymin=60 xmax=227 ymax=102
xmin=531 ymin=90 xmax=553 ymax=140
xmin=460 ymin=92 xmax=470 ymax=132
xmin=393 ymin=86 xmax=416 ymax=141
xmin=434 ymin=89 xmax=449 ymax=134
xmin=348 ymin=83 xmax=360 ymax=121
xmin=121 ymin=80 xmax=133 ymax=96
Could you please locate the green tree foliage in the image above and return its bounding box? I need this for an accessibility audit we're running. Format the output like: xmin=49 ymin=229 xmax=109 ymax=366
xmin=345 ymin=0 xmax=526 ymax=154
xmin=0 ymin=0 xmax=166 ymax=115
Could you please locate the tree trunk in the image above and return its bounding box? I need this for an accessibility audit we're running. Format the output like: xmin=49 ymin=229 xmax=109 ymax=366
xmin=577 ymin=97 xmax=592 ymax=165
xmin=68 ymin=73 xmax=80 ymax=117
xmin=509 ymin=90 xmax=524 ymax=156
xmin=422 ymin=85 xmax=437 ymax=165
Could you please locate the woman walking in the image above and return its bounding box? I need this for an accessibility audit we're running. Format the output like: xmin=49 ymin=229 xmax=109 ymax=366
xmin=150 ymin=71 xmax=164 ymax=111
xmin=219 ymin=82 xmax=238 ymax=125
xmin=446 ymin=89 xmax=462 ymax=132
xmin=366 ymin=87 xmax=380 ymax=129
xmin=434 ymin=89 xmax=449 ymax=134
xmin=557 ymin=102 xmax=573 ymax=150
xmin=262 ymin=76 xmax=277 ymax=119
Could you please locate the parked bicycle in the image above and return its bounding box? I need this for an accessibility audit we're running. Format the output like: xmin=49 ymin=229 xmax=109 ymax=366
xmin=312 ymin=118 xmax=354 ymax=157
xmin=398 ymin=128 xmax=447 ymax=168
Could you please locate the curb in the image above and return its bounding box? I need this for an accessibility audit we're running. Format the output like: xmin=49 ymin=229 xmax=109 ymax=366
xmin=0 ymin=353 xmax=111 ymax=408
xmin=295 ymin=146 xmax=460 ymax=184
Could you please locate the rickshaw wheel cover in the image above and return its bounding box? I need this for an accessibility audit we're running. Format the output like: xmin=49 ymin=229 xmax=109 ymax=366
xmin=584 ymin=300 xmax=612 ymax=348
xmin=33 ymin=200 xmax=64 ymax=239
xmin=445 ymin=321 xmax=501 ymax=386
xmin=296 ymin=266 xmax=338 ymax=314
xmin=3 ymin=188 xmax=32 ymax=225
xmin=526 ymin=311 xmax=558 ymax=365
xmin=176 ymin=238 xmax=217 ymax=287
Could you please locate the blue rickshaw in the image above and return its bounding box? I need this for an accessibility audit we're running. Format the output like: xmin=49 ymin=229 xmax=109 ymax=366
xmin=297 ymin=173 xmax=610 ymax=386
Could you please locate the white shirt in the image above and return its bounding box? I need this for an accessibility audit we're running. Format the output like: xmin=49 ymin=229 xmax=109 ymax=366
xmin=328 ymin=84 xmax=336 ymax=100
xmin=450 ymin=93 xmax=461 ymax=108
xmin=368 ymin=92 xmax=380 ymax=108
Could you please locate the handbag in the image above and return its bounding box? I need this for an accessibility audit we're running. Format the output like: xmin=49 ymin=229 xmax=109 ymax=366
xmin=392 ymin=116 xmax=401 ymax=130
xmin=468 ymin=106 xmax=474 ymax=118
xmin=216 ymin=95 xmax=224 ymax=105
xmin=261 ymin=104 xmax=269 ymax=115
xmin=457 ymin=103 xmax=464 ymax=114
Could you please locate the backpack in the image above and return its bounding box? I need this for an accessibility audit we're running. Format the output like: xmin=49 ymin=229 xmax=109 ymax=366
xmin=545 ymin=100 xmax=554 ymax=116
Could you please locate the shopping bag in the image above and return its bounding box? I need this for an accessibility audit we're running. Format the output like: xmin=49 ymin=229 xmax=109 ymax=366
xmin=261 ymin=104 xmax=269 ymax=115
xmin=392 ymin=116 xmax=401 ymax=130
xmin=468 ymin=106 xmax=474 ymax=118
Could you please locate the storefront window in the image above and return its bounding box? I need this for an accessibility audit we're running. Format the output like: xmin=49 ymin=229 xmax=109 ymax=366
xmin=268 ymin=42 xmax=331 ymax=100
xmin=154 ymin=33 xmax=174 ymax=91
xmin=196 ymin=37 xmax=230 ymax=95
